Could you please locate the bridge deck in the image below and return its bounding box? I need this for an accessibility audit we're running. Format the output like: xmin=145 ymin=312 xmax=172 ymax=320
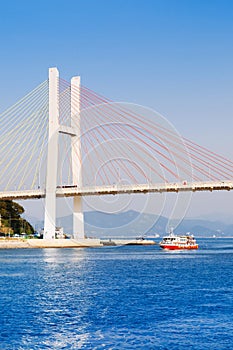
xmin=0 ymin=181 xmax=233 ymax=200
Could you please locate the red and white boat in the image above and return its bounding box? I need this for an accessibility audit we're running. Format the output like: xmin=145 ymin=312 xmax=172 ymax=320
xmin=159 ymin=232 xmax=198 ymax=250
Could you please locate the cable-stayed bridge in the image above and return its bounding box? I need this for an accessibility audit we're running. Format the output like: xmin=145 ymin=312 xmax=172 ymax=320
xmin=1 ymin=67 xmax=233 ymax=239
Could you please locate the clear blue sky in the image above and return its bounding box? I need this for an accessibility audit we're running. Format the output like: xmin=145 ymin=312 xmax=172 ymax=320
xmin=0 ymin=0 xmax=232 ymax=151
xmin=1 ymin=0 xmax=233 ymax=221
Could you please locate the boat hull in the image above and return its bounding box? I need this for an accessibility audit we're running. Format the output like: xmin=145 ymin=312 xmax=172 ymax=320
xmin=160 ymin=244 xmax=198 ymax=250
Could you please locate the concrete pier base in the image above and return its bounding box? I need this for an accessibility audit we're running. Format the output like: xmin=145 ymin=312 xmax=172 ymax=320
xmin=0 ymin=238 xmax=155 ymax=249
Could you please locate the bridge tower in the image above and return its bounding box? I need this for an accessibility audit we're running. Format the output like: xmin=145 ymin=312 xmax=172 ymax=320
xmin=71 ymin=76 xmax=85 ymax=240
xmin=43 ymin=67 xmax=84 ymax=240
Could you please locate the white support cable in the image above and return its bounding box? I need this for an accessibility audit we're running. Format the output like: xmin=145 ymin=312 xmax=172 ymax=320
xmin=0 ymin=96 xmax=48 ymax=154
xmin=0 ymin=81 xmax=48 ymax=131
xmin=13 ymin=117 xmax=48 ymax=191
xmin=0 ymin=108 xmax=46 ymax=155
xmin=0 ymin=80 xmax=47 ymax=120
xmin=0 ymin=90 xmax=48 ymax=154
xmin=0 ymin=81 xmax=48 ymax=123
xmin=0 ymin=87 xmax=48 ymax=148
xmin=0 ymin=85 xmax=48 ymax=136
xmin=58 ymin=133 xmax=72 ymax=186
xmin=0 ymin=103 xmax=49 ymax=190
xmin=81 ymin=135 xmax=95 ymax=185
xmin=59 ymin=86 xmax=71 ymax=125
xmin=0 ymin=110 xmax=47 ymax=168
xmin=31 ymin=120 xmax=49 ymax=189
xmin=17 ymin=105 xmax=49 ymax=189
xmin=5 ymin=128 xmax=46 ymax=189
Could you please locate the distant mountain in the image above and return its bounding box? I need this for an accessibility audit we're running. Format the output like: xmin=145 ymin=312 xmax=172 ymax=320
xmin=30 ymin=210 xmax=233 ymax=238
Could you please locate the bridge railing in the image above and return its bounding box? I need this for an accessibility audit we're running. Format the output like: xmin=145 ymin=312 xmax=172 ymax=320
xmin=0 ymin=180 xmax=233 ymax=200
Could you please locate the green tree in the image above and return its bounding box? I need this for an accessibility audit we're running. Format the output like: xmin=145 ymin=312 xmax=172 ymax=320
xmin=0 ymin=200 xmax=34 ymax=235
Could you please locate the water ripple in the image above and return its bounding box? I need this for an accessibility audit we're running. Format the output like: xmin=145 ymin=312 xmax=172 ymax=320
xmin=0 ymin=239 xmax=233 ymax=349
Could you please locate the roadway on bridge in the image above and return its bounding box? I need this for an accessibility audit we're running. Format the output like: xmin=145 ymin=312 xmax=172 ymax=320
xmin=0 ymin=181 xmax=233 ymax=200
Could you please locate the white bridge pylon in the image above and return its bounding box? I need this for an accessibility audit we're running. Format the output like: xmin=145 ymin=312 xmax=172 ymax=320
xmin=44 ymin=67 xmax=84 ymax=240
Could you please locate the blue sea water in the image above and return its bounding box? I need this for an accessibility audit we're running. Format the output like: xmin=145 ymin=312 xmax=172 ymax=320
xmin=0 ymin=239 xmax=233 ymax=349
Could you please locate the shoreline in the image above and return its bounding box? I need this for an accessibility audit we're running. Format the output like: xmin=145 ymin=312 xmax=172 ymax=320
xmin=0 ymin=238 xmax=156 ymax=249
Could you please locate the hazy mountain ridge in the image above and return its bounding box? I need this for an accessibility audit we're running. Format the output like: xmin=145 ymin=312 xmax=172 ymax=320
xmin=30 ymin=210 xmax=233 ymax=238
